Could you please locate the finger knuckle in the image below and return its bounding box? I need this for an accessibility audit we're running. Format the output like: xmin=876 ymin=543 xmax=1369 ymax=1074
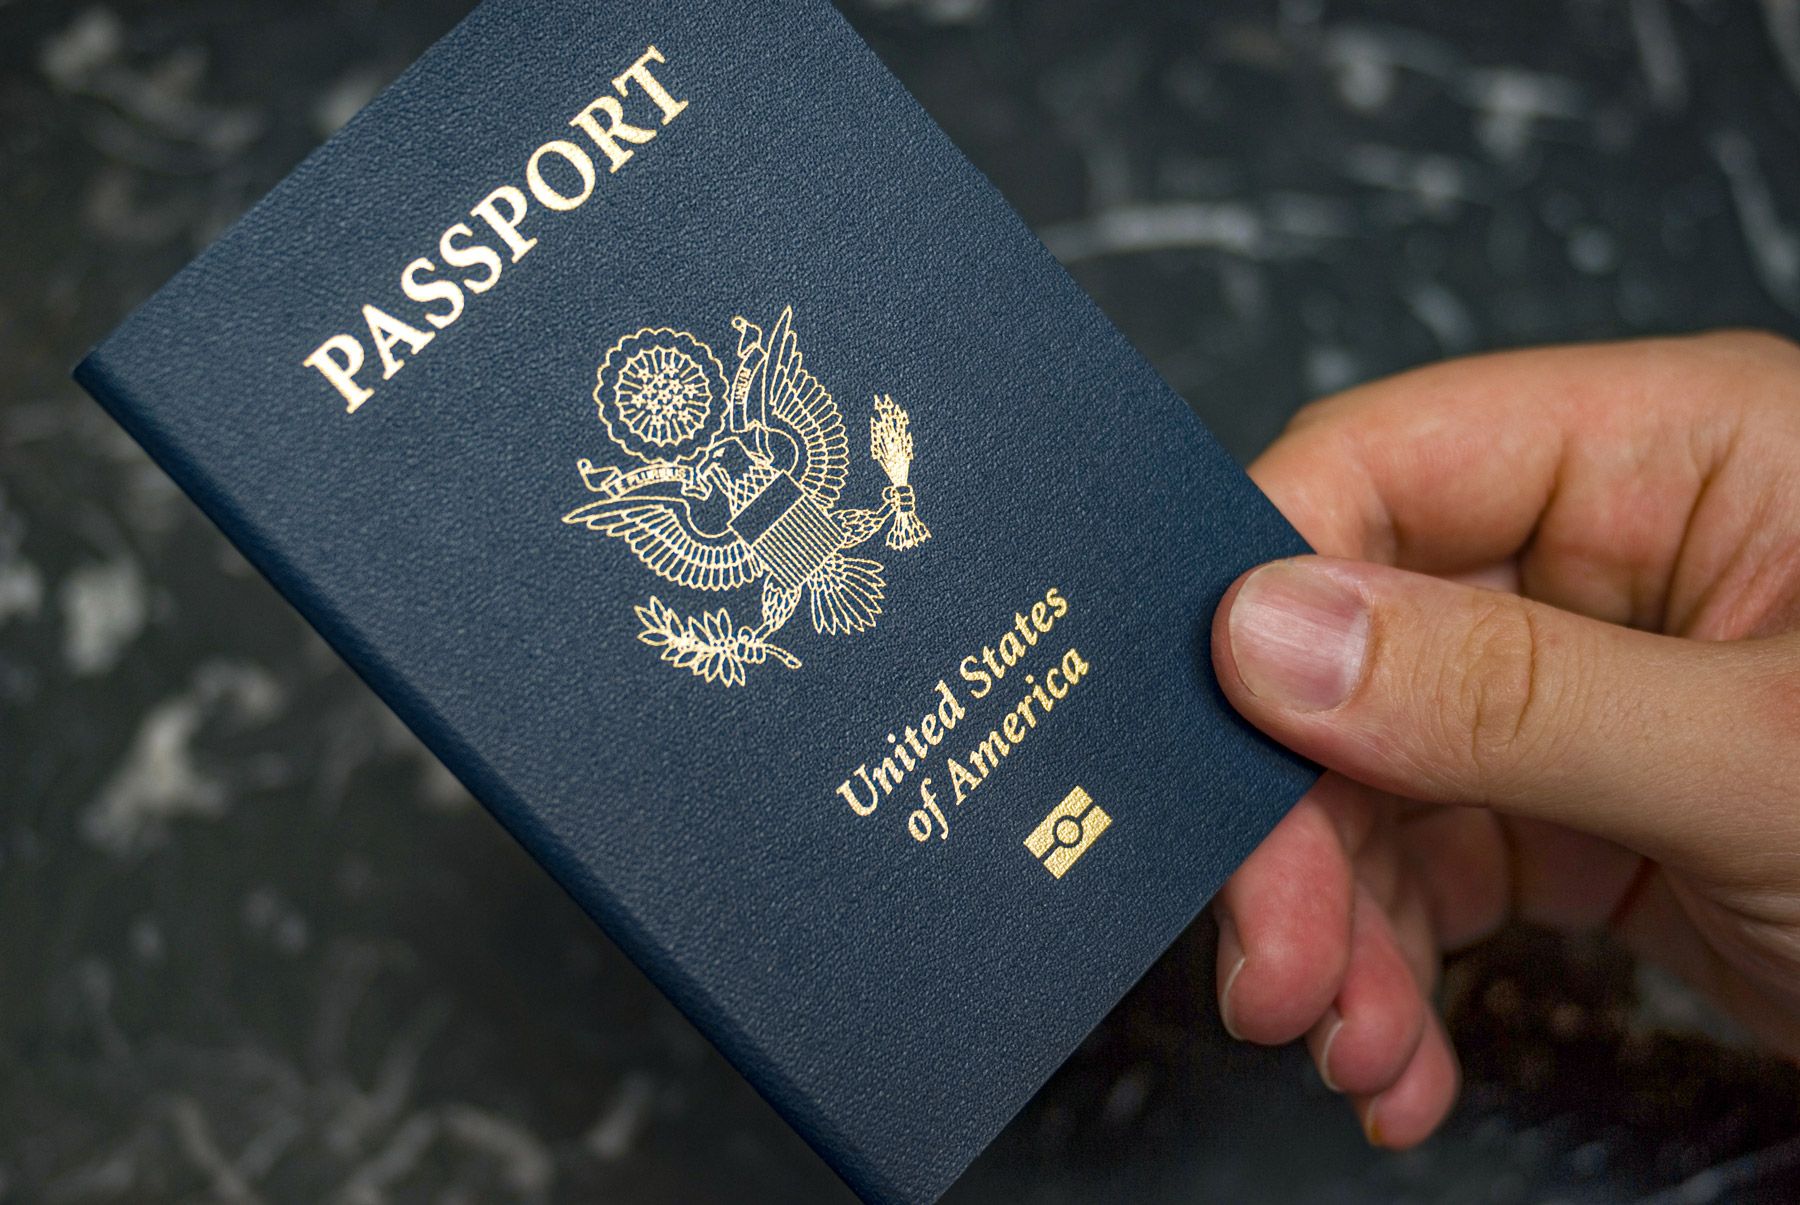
xmin=1442 ymin=597 xmax=1551 ymax=791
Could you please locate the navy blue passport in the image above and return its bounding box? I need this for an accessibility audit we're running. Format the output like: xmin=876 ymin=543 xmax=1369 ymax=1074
xmin=74 ymin=2 xmax=1316 ymax=1200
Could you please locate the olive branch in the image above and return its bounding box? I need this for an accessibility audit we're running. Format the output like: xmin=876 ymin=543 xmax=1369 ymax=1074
xmin=634 ymin=596 xmax=801 ymax=686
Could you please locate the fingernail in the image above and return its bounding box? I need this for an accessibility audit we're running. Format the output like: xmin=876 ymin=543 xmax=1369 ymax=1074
xmin=1362 ymin=1095 xmax=1385 ymax=1147
xmin=1216 ymin=913 xmax=1247 ymax=1040
xmin=1227 ymin=561 xmax=1369 ymax=712
xmin=1311 ymin=1010 xmax=1346 ymax=1092
xmin=1219 ymin=955 xmax=1247 ymax=1040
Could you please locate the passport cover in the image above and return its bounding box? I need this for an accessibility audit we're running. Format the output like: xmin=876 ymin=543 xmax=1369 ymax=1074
xmin=73 ymin=1 xmax=1316 ymax=1200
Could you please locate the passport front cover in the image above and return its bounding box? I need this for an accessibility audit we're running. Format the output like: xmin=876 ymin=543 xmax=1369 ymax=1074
xmin=74 ymin=1 xmax=1317 ymax=1200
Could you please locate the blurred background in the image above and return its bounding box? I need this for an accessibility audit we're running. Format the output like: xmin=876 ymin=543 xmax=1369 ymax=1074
xmin=5 ymin=0 xmax=1800 ymax=1201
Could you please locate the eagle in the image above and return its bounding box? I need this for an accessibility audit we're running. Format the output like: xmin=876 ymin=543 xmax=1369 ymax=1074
xmin=563 ymin=307 xmax=908 ymax=644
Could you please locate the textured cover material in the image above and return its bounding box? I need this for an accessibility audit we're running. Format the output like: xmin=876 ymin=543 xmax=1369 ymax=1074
xmin=72 ymin=1 xmax=1316 ymax=1200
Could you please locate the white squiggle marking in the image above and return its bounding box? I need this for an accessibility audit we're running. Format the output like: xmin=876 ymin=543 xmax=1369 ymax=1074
xmin=1306 ymin=345 xmax=1362 ymax=395
xmin=1041 ymin=202 xmax=1265 ymax=263
xmin=168 ymin=1097 xmax=264 ymax=1205
xmin=1325 ymin=30 xmax=1400 ymax=113
xmin=1569 ymin=226 xmax=1620 ymax=275
xmin=129 ymin=916 xmax=165 ymax=962
xmin=59 ymin=558 xmax=147 ymax=675
xmin=83 ymin=662 xmax=284 ymax=854
xmin=331 ymin=1115 xmax=437 ymax=1205
xmin=85 ymin=695 xmax=224 ymax=852
xmin=855 ymin=0 xmax=993 ymax=23
xmin=585 ymin=1074 xmax=656 ymax=1161
xmin=1404 ymin=281 xmax=1477 ymax=353
xmin=311 ymin=67 xmax=388 ymax=138
xmin=38 ymin=8 xmax=124 ymax=90
xmin=1339 ymin=144 xmax=1474 ymax=218
xmin=1320 ymin=25 xmax=1463 ymax=116
xmin=0 ymin=486 xmax=43 ymax=626
xmin=416 ymin=755 xmax=472 ymax=812
xmin=440 ymin=1106 xmax=554 ymax=1194
xmin=1712 ymin=128 xmax=1800 ymax=313
xmin=0 ymin=561 xmax=43 ymax=626
xmin=324 ymin=1003 xmax=448 ymax=1158
xmin=1764 ymin=0 xmax=1800 ymax=97
xmin=242 ymin=885 xmax=310 ymax=954
xmin=40 ymin=7 xmax=262 ymax=154
xmin=1631 ymin=0 xmax=1688 ymax=111
xmin=1459 ymin=68 xmax=1587 ymax=164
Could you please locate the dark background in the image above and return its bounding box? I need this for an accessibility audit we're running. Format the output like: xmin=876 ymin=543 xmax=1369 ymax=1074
xmin=5 ymin=1 xmax=1800 ymax=1201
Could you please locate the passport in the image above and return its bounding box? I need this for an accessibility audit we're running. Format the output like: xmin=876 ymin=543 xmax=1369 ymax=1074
xmin=72 ymin=1 xmax=1317 ymax=1200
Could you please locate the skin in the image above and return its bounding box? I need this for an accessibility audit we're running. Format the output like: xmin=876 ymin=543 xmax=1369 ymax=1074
xmin=1208 ymin=331 xmax=1800 ymax=1148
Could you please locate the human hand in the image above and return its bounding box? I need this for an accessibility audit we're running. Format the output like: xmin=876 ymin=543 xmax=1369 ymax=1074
xmin=1210 ymin=332 xmax=1800 ymax=1148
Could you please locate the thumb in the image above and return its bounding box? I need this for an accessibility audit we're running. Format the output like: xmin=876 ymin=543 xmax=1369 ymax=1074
xmin=1213 ymin=556 xmax=1800 ymax=878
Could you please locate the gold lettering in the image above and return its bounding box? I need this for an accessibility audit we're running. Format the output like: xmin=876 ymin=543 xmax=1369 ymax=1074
xmin=935 ymin=679 xmax=966 ymax=728
xmin=836 ymin=771 xmax=878 ymax=817
xmin=526 ymin=139 xmax=598 ymax=210
xmin=958 ymin=655 xmax=992 ymax=700
xmin=907 ymin=810 xmax=932 ymax=841
xmin=361 ymin=305 xmax=434 ymax=379
xmin=971 ymin=730 xmax=1010 ymax=776
xmin=947 ymin=755 xmax=981 ymax=804
xmin=612 ymin=45 xmax=688 ymax=124
xmin=317 ymin=45 xmax=691 ymax=414
xmin=570 ymin=95 xmax=659 ymax=172
xmin=401 ymin=258 xmax=465 ymax=330
xmin=470 ymin=185 xmax=538 ymax=262
xmin=834 ymin=596 xmax=1091 ymax=845
xmin=872 ymin=754 xmax=904 ymax=794
xmin=908 ymin=779 xmax=947 ymax=842
xmin=438 ymin=223 xmax=503 ymax=294
xmin=304 ymin=334 xmax=374 ymax=412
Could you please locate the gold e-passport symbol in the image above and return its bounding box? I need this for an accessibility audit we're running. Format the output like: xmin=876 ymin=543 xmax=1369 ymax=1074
xmin=1025 ymin=786 xmax=1111 ymax=879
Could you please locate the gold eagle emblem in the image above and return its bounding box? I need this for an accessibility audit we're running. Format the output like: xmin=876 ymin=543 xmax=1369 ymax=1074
xmin=562 ymin=307 xmax=931 ymax=685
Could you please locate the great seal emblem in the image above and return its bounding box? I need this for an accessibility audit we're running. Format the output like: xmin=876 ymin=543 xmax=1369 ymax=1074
xmin=562 ymin=306 xmax=931 ymax=685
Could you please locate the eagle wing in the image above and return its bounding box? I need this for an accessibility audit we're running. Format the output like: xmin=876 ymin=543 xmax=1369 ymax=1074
xmin=562 ymin=494 xmax=761 ymax=592
xmin=759 ymin=307 xmax=848 ymax=510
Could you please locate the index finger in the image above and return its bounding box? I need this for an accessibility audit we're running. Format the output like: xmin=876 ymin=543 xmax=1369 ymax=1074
xmin=1250 ymin=334 xmax=1764 ymax=591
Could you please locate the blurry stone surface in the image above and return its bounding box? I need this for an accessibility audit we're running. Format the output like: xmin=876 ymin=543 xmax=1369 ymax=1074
xmin=3 ymin=1 xmax=1799 ymax=1200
